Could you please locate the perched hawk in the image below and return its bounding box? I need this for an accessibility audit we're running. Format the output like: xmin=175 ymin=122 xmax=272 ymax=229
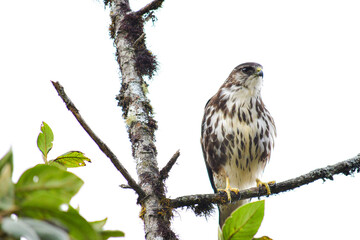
xmin=201 ymin=62 xmax=276 ymax=227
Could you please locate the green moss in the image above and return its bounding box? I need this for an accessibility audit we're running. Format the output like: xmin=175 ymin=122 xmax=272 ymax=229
xmin=118 ymin=13 xmax=158 ymax=79
xmin=142 ymin=82 xmax=149 ymax=95
xmin=109 ymin=14 xmax=115 ymax=39
xmin=125 ymin=114 xmax=137 ymax=127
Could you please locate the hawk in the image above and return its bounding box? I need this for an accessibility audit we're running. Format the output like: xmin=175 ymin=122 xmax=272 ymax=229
xmin=201 ymin=62 xmax=276 ymax=227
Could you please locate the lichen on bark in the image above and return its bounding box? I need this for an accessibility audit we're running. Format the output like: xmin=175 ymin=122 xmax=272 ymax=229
xmin=110 ymin=0 xmax=177 ymax=239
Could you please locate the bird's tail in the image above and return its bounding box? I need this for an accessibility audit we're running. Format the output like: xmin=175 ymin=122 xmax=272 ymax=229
xmin=218 ymin=199 xmax=250 ymax=228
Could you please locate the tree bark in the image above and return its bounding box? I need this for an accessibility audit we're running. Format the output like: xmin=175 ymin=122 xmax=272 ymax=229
xmin=110 ymin=0 xmax=177 ymax=239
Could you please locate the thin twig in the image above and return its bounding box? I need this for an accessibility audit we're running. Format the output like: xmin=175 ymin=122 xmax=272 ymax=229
xmin=144 ymin=11 xmax=155 ymax=22
xmin=51 ymin=81 xmax=146 ymax=200
xmin=133 ymin=32 xmax=145 ymax=47
xmin=169 ymin=153 xmax=360 ymax=209
xmin=119 ymin=184 xmax=132 ymax=189
xmin=135 ymin=0 xmax=164 ymax=16
xmin=160 ymin=150 xmax=180 ymax=180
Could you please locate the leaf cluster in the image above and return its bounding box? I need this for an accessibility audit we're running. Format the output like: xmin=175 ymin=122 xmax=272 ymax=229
xmin=0 ymin=122 xmax=124 ymax=240
xmin=37 ymin=122 xmax=91 ymax=168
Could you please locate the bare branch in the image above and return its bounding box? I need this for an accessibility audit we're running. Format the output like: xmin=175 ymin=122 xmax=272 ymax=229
xmin=160 ymin=150 xmax=180 ymax=180
xmin=169 ymin=153 xmax=360 ymax=209
xmin=135 ymin=0 xmax=164 ymax=16
xmin=51 ymin=81 xmax=146 ymax=200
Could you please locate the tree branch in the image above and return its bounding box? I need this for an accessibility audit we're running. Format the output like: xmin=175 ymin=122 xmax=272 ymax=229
xmin=51 ymin=81 xmax=146 ymax=200
xmin=111 ymin=0 xmax=177 ymax=239
xmin=169 ymin=153 xmax=360 ymax=209
xmin=160 ymin=150 xmax=180 ymax=180
xmin=135 ymin=0 xmax=164 ymax=16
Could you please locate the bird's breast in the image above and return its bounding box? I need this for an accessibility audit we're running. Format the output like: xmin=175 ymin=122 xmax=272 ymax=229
xmin=208 ymin=99 xmax=275 ymax=189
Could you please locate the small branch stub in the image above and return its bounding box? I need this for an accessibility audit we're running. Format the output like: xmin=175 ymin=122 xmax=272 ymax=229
xmin=135 ymin=0 xmax=164 ymax=16
xmin=160 ymin=150 xmax=180 ymax=180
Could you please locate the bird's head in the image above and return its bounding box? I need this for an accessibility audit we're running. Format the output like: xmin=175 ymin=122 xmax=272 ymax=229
xmin=225 ymin=62 xmax=264 ymax=96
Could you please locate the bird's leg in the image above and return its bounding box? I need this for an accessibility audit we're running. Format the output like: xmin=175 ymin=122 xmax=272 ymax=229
xmin=218 ymin=177 xmax=239 ymax=202
xmin=256 ymin=178 xmax=275 ymax=195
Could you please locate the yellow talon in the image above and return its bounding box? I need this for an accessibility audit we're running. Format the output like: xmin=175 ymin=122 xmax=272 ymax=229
xmin=256 ymin=178 xmax=275 ymax=195
xmin=218 ymin=177 xmax=239 ymax=202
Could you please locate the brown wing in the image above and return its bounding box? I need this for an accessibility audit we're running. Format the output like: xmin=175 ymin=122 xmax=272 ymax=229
xmin=201 ymin=98 xmax=217 ymax=193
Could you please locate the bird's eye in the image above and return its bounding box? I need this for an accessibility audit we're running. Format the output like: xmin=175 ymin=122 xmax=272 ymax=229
xmin=241 ymin=67 xmax=255 ymax=75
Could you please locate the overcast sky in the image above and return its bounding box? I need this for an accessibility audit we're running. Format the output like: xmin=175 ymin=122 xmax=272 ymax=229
xmin=1 ymin=0 xmax=360 ymax=239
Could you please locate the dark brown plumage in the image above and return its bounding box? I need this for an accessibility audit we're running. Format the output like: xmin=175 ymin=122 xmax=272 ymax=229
xmin=201 ymin=62 xmax=276 ymax=227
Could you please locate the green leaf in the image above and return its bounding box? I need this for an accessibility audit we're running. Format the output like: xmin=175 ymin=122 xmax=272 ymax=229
xmin=21 ymin=217 xmax=69 ymax=240
xmin=100 ymin=230 xmax=125 ymax=239
xmin=2 ymin=217 xmax=40 ymax=240
xmin=218 ymin=225 xmax=224 ymax=240
xmin=90 ymin=218 xmax=108 ymax=232
xmin=90 ymin=219 xmax=125 ymax=239
xmin=253 ymin=236 xmax=272 ymax=240
xmin=47 ymin=160 xmax=67 ymax=170
xmin=19 ymin=191 xmax=69 ymax=211
xmin=49 ymin=151 xmax=91 ymax=168
xmin=0 ymin=148 xmax=13 ymax=173
xmin=37 ymin=122 xmax=54 ymax=160
xmin=222 ymin=200 xmax=265 ymax=240
xmin=0 ymin=149 xmax=14 ymax=210
xmin=19 ymin=195 xmax=99 ymax=240
xmin=14 ymin=165 xmax=97 ymax=239
xmin=2 ymin=217 xmax=69 ymax=240
xmin=15 ymin=164 xmax=83 ymax=204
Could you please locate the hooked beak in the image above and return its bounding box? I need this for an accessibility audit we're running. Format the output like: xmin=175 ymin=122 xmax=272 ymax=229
xmin=256 ymin=67 xmax=263 ymax=78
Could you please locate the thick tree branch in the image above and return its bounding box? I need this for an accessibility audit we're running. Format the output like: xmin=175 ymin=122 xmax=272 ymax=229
xmin=111 ymin=0 xmax=176 ymax=239
xmin=160 ymin=150 xmax=180 ymax=180
xmin=135 ymin=0 xmax=164 ymax=16
xmin=169 ymin=153 xmax=360 ymax=209
xmin=51 ymin=81 xmax=146 ymax=199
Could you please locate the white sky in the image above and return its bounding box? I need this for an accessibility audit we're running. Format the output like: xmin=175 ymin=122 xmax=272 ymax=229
xmin=1 ymin=0 xmax=360 ymax=239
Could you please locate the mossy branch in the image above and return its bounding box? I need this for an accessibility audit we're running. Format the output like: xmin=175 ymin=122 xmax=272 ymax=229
xmin=111 ymin=0 xmax=177 ymax=239
xmin=169 ymin=153 xmax=360 ymax=211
